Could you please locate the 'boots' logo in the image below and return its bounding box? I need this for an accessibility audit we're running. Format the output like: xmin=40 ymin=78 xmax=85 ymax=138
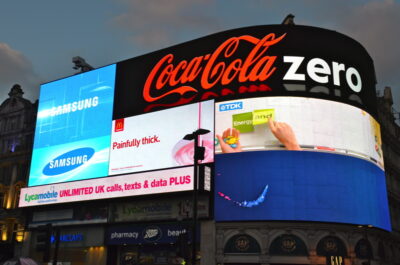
xmin=143 ymin=226 xmax=162 ymax=242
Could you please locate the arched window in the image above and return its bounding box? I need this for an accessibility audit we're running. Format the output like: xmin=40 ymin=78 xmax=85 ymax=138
xmin=269 ymin=234 xmax=308 ymax=256
xmin=316 ymin=236 xmax=347 ymax=257
xmin=355 ymin=238 xmax=373 ymax=259
xmin=224 ymin=234 xmax=261 ymax=254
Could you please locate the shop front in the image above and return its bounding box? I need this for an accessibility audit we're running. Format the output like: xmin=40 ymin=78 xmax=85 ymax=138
xmin=29 ymin=225 xmax=106 ymax=265
xmin=106 ymin=223 xmax=197 ymax=265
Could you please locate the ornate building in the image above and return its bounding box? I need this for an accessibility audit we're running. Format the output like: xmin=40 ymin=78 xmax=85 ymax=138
xmin=377 ymin=87 xmax=400 ymax=235
xmin=0 ymin=84 xmax=37 ymax=261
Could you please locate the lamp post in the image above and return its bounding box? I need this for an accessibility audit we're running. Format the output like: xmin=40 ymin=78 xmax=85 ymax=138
xmin=183 ymin=128 xmax=210 ymax=265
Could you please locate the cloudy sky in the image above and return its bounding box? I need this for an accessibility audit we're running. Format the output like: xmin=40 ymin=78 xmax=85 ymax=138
xmin=0 ymin=0 xmax=399 ymax=112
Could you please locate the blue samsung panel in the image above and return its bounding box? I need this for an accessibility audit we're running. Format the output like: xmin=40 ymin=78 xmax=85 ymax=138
xmin=215 ymin=151 xmax=391 ymax=231
xmin=29 ymin=64 xmax=116 ymax=186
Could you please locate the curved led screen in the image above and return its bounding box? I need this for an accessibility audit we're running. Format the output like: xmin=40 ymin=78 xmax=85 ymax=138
xmin=214 ymin=97 xmax=390 ymax=231
xmin=214 ymin=150 xmax=390 ymax=230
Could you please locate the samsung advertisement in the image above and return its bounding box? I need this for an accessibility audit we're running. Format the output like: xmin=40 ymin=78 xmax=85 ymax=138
xmin=29 ymin=64 xmax=117 ymax=186
xmin=20 ymin=24 xmax=391 ymax=231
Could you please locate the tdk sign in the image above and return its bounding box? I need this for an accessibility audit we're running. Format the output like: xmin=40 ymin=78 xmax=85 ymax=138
xmin=43 ymin=147 xmax=95 ymax=176
xmin=219 ymin=102 xmax=243 ymax=112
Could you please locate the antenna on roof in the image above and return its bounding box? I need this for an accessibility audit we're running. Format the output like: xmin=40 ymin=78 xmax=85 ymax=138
xmin=282 ymin=14 xmax=295 ymax=25
xmin=72 ymin=56 xmax=94 ymax=73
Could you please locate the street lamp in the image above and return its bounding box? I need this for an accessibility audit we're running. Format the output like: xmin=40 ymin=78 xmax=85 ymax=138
xmin=183 ymin=128 xmax=210 ymax=265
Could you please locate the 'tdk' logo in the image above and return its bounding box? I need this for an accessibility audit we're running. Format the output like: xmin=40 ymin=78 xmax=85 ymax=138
xmin=43 ymin=147 xmax=95 ymax=176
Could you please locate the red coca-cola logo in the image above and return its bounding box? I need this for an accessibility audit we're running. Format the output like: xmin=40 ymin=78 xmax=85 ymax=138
xmin=143 ymin=33 xmax=286 ymax=104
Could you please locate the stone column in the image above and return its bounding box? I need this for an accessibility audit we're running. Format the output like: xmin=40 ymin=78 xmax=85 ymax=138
xmin=200 ymin=220 xmax=216 ymax=265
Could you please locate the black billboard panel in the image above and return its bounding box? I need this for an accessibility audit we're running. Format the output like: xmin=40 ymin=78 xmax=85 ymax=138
xmin=113 ymin=25 xmax=377 ymax=119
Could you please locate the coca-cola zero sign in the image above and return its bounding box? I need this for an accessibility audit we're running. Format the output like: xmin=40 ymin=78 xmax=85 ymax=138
xmin=113 ymin=24 xmax=377 ymax=119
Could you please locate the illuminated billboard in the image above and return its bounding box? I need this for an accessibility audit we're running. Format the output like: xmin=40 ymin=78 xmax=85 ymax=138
xmin=109 ymin=100 xmax=214 ymax=175
xmin=22 ymin=96 xmax=213 ymax=206
xmin=214 ymin=97 xmax=390 ymax=230
xmin=112 ymin=25 xmax=377 ymax=119
xmin=29 ymin=64 xmax=116 ymax=186
xmin=21 ymin=24 xmax=390 ymax=231
xmin=20 ymin=166 xmax=194 ymax=207
xmin=215 ymin=97 xmax=383 ymax=167
xmin=214 ymin=151 xmax=390 ymax=230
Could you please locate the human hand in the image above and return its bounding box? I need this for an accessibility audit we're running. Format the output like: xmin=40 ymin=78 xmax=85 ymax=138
xmin=216 ymin=128 xmax=242 ymax=153
xmin=268 ymin=119 xmax=301 ymax=150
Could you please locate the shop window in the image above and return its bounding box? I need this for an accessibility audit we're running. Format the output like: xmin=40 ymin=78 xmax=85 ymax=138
xmin=269 ymin=234 xmax=308 ymax=256
xmin=355 ymin=238 xmax=373 ymax=260
xmin=224 ymin=234 xmax=261 ymax=254
xmin=316 ymin=236 xmax=347 ymax=257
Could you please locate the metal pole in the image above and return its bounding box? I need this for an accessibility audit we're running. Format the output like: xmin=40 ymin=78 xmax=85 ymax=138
xmin=192 ymin=134 xmax=199 ymax=265
xmin=52 ymin=227 xmax=60 ymax=265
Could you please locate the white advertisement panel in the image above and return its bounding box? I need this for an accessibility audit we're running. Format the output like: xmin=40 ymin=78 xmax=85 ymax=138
xmin=19 ymin=166 xmax=194 ymax=207
xmin=216 ymin=97 xmax=383 ymax=168
xmin=109 ymin=100 xmax=214 ymax=176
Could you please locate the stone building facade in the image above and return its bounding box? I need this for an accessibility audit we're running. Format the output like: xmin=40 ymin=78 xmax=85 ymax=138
xmin=0 ymin=84 xmax=37 ymax=261
xmin=377 ymin=87 xmax=400 ymax=235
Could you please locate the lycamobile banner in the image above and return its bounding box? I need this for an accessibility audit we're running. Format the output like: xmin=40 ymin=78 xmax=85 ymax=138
xmin=24 ymin=188 xmax=58 ymax=204
xmin=20 ymin=166 xmax=194 ymax=207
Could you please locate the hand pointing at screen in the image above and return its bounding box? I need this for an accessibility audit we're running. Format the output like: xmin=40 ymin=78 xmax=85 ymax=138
xmin=267 ymin=119 xmax=301 ymax=150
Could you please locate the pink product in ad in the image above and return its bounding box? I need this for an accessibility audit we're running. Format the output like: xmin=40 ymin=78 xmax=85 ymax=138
xmin=172 ymin=134 xmax=214 ymax=165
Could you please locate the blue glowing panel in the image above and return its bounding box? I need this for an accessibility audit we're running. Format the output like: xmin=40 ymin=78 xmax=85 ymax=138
xmin=29 ymin=64 xmax=116 ymax=186
xmin=214 ymin=151 xmax=391 ymax=231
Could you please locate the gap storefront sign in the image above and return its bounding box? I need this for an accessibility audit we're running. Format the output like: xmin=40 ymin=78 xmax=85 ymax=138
xmin=106 ymin=224 xmax=192 ymax=245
